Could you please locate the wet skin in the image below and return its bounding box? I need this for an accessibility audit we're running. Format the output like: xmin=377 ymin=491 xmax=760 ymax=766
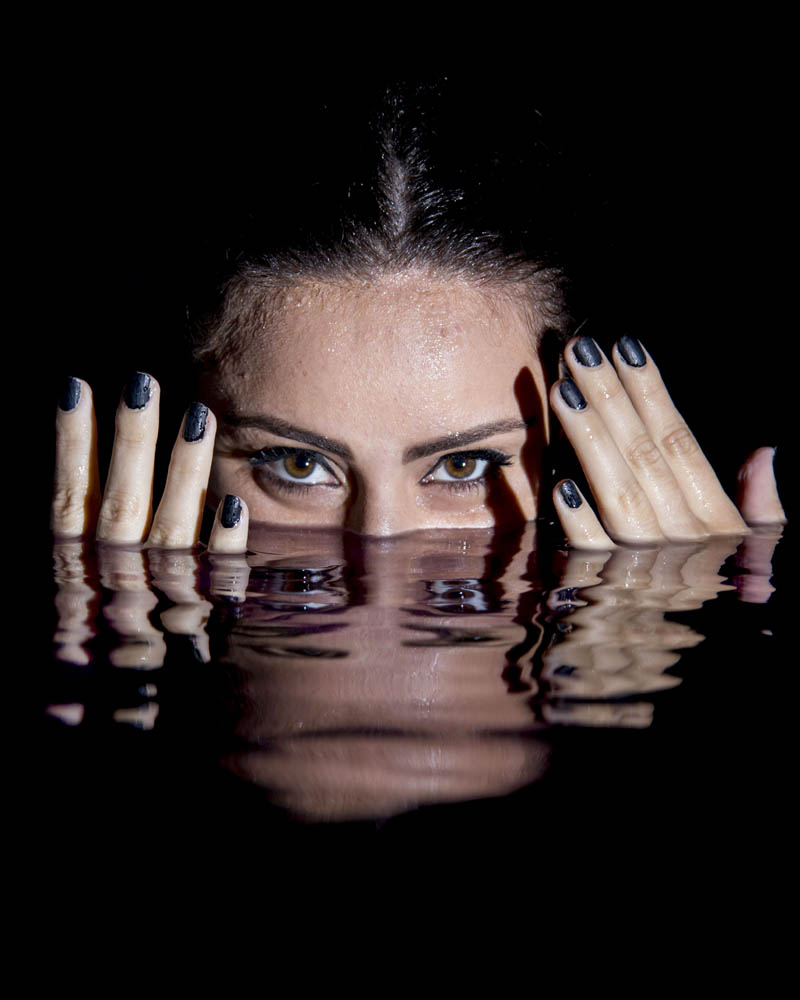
xmin=201 ymin=274 xmax=549 ymax=537
xmin=51 ymin=270 xmax=784 ymax=547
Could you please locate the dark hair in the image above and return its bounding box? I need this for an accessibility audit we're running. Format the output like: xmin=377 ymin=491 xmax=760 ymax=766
xmin=188 ymin=82 xmax=573 ymax=370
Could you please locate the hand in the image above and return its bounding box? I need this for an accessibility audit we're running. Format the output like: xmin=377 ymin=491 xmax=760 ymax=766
xmin=51 ymin=373 xmax=249 ymax=551
xmin=549 ymin=336 xmax=786 ymax=549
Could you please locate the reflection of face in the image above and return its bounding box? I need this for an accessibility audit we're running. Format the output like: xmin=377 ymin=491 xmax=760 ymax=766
xmin=221 ymin=525 xmax=551 ymax=821
xmin=204 ymin=273 xmax=548 ymax=535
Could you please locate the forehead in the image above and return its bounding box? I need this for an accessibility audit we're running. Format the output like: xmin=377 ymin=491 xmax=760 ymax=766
xmin=216 ymin=274 xmax=540 ymax=432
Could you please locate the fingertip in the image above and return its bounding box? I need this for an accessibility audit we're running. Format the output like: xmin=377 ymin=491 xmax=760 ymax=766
xmin=209 ymin=495 xmax=250 ymax=553
xmin=612 ymin=336 xmax=650 ymax=370
xmin=552 ymin=479 xmax=615 ymax=551
xmin=57 ymin=376 xmax=94 ymax=415
xmin=555 ymin=478 xmax=583 ymax=510
xmin=566 ymin=334 xmax=607 ymax=370
xmin=550 ymin=377 xmax=588 ymax=413
xmin=736 ymin=447 xmax=787 ymax=525
xmin=181 ymin=401 xmax=217 ymax=444
xmin=121 ymin=371 xmax=160 ymax=411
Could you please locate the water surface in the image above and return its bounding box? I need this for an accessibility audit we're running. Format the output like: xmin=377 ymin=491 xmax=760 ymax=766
xmin=30 ymin=520 xmax=790 ymax=878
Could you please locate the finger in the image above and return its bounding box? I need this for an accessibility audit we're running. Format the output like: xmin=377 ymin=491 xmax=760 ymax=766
xmin=147 ymin=403 xmax=217 ymax=548
xmin=540 ymin=701 xmax=654 ymax=728
xmin=96 ymin=372 xmax=160 ymax=544
xmin=735 ymin=447 xmax=786 ymax=525
xmin=612 ymin=338 xmax=748 ymax=534
xmin=148 ymin=548 xmax=212 ymax=661
xmin=552 ymin=479 xmax=615 ymax=551
xmin=208 ymin=494 xmax=250 ymax=554
xmin=52 ymin=539 xmax=96 ymax=664
xmin=565 ymin=337 xmax=707 ymax=541
xmin=51 ymin=377 xmax=101 ymax=537
xmin=96 ymin=545 xmax=166 ymax=669
xmin=209 ymin=549 xmax=252 ymax=603
xmin=671 ymin=536 xmax=740 ymax=610
xmin=733 ymin=525 xmax=783 ymax=604
xmin=550 ymin=378 xmax=664 ymax=544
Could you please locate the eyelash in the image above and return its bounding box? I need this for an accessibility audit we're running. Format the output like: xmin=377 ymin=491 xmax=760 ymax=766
xmin=248 ymin=446 xmax=513 ymax=495
xmin=250 ymin=447 xmax=339 ymax=496
xmin=421 ymin=449 xmax=513 ymax=493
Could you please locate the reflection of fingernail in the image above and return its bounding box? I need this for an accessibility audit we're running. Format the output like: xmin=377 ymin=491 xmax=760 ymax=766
xmin=59 ymin=376 xmax=81 ymax=411
xmin=183 ymin=402 xmax=208 ymax=442
xmin=617 ymin=336 xmax=646 ymax=367
xmin=559 ymin=379 xmax=586 ymax=410
xmin=573 ymin=336 xmax=602 ymax=367
xmin=124 ymin=372 xmax=152 ymax=409
xmin=559 ymin=480 xmax=583 ymax=508
xmin=221 ymin=495 xmax=242 ymax=528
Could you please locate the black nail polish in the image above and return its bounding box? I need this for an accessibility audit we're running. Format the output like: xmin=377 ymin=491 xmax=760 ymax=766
xmin=183 ymin=402 xmax=208 ymax=442
xmin=573 ymin=336 xmax=602 ymax=367
xmin=617 ymin=336 xmax=646 ymax=367
xmin=559 ymin=379 xmax=587 ymax=410
xmin=59 ymin=376 xmax=81 ymax=412
xmin=559 ymin=479 xmax=583 ymax=509
xmin=221 ymin=495 xmax=242 ymax=529
xmin=124 ymin=372 xmax=152 ymax=409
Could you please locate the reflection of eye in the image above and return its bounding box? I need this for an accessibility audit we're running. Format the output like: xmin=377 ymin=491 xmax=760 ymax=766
xmin=250 ymin=447 xmax=340 ymax=488
xmin=422 ymin=578 xmax=494 ymax=613
xmin=421 ymin=449 xmax=512 ymax=485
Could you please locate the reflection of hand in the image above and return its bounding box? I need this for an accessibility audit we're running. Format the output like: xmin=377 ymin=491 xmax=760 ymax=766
xmin=52 ymin=541 xmax=253 ymax=666
xmin=538 ymin=525 xmax=782 ymax=727
xmin=539 ymin=540 xmax=729 ymax=722
xmin=51 ymin=373 xmax=248 ymax=551
xmin=549 ymin=336 xmax=785 ymax=548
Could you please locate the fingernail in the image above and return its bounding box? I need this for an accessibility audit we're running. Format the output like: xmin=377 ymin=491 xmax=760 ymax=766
xmin=572 ymin=336 xmax=602 ymax=367
xmin=617 ymin=336 xmax=646 ymax=367
xmin=559 ymin=378 xmax=587 ymax=410
xmin=221 ymin=495 xmax=242 ymax=529
xmin=59 ymin=376 xmax=81 ymax=412
xmin=124 ymin=372 xmax=152 ymax=409
xmin=183 ymin=402 xmax=208 ymax=442
xmin=559 ymin=480 xmax=583 ymax=508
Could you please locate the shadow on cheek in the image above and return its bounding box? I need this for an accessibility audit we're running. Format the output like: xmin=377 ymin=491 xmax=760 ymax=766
xmin=513 ymin=365 xmax=546 ymax=510
xmin=485 ymin=471 xmax=527 ymax=529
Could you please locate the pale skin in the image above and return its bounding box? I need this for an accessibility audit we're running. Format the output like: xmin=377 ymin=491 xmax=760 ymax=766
xmin=51 ymin=271 xmax=785 ymax=549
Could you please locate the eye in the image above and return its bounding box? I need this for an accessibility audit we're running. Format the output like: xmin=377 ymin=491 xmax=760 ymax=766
xmin=421 ymin=449 xmax=512 ymax=485
xmin=250 ymin=447 xmax=340 ymax=487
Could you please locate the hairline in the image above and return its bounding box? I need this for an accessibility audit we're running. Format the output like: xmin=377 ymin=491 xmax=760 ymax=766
xmin=193 ymin=263 xmax=560 ymax=370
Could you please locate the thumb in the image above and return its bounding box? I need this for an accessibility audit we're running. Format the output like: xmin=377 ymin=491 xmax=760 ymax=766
xmin=736 ymin=447 xmax=786 ymax=525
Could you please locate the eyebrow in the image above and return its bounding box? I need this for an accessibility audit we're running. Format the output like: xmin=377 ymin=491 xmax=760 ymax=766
xmin=402 ymin=419 xmax=529 ymax=464
xmin=221 ymin=413 xmax=354 ymax=460
xmin=222 ymin=413 xmax=529 ymax=464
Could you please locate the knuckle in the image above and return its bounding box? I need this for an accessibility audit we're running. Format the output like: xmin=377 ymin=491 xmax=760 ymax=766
xmin=148 ymin=518 xmax=191 ymax=548
xmin=625 ymin=434 xmax=663 ymax=472
xmin=113 ymin=427 xmax=149 ymax=447
xmin=596 ymin=374 xmax=625 ymax=402
xmin=52 ymin=486 xmax=85 ymax=522
xmin=100 ymin=489 xmax=142 ymax=523
xmin=661 ymin=424 xmax=698 ymax=459
xmin=615 ymin=478 xmax=649 ymax=515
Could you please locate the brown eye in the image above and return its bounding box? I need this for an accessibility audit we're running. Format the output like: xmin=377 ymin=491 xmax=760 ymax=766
xmin=443 ymin=455 xmax=477 ymax=479
xmin=283 ymin=453 xmax=317 ymax=479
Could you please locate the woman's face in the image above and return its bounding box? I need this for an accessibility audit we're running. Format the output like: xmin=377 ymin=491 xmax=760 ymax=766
xmin=204 ymin=273 xmax=549 ymax=536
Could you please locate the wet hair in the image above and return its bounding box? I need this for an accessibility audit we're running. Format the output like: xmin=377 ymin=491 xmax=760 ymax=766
xmin=188 ymin=83 xmax=573 ymax=371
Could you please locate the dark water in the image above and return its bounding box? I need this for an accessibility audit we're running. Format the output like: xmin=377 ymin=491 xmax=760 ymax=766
xmin=25 ymin=519 xmax=792 ymax=904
